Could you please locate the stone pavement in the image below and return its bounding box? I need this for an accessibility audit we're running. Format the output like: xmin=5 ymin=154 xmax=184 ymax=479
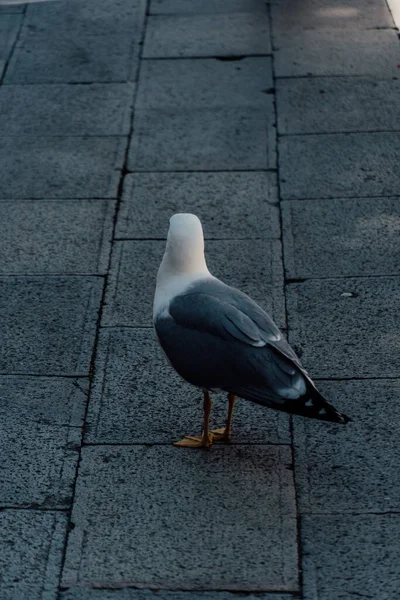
xmin=0 ymin=0 xmax=399 ymax=598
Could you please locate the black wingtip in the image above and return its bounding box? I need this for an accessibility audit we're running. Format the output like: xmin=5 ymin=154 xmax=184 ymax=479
xmin=307 ymin=385 xmax=351 ymax=424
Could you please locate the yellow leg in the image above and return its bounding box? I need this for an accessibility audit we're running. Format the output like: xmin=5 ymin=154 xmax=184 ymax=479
xmin=174 ymin=390 xmax=213 ymax=449
xmin=211 ymin=393 xmax=236 ymax=441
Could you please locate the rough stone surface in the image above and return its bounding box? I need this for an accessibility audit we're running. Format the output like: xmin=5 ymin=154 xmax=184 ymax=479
xmin=103 ymin=239 xmax=285 ymax=327
xmin=301 ymin=515 xmax=400 ymax=600
xmin=271 ymin=0 xmax=394 ymax=39
xmin=5 ymin=0 xmax=145 ymax=84
xmin=136 ymin=57 xmax=273 ymax=109
xmin=293 ymin=379 xmax=400 ymax=513
xmin=85 ymin=328 xmax=290 ymax=444
xmin=62 ymin=589 xmax=294 ymax=600
xmin=282 ymin=197 xmax=400 ymax=278
xmin=0 ymin=277 xmax=103 ymax=375
xmin=0 ymin=377 xmax=87 ymax=508
xmin=286 ymin=277 xmax=400 ymax=379
xmin=279 ymin=133 xmax=400 ymax=200
xmin=62 ymin=445 xmax=298 ymax=591
xmin=0 ymin=15 xmax=22 ymax=74
xmin=0 ymin=84 xmax=134 ymax=136
xmin=0 ymin=510 xmax=67 ymax=600
xmin=274 ymin=29 xmax=400 ymax=77
xmin=116 ymin=172 xmax=279 ymax=239
xmin=128 ymin=107 xmax=275 ymax=171
xmin=149 ymin=0 xmax=270 ymax=15
xmin=0 ymin=137 xmax=125 ymax=199
xmin=143 ymin=13 xmax=271 ymax=57
xmin=277 ymin=78 xmax=400 ymax=135
xmin=0 ymin=200 xmax=114 ymax=274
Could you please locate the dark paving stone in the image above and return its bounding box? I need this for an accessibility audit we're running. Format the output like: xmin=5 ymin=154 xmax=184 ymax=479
xmin=0 ymin=510 xmax=67 ymax=600
xmin=0 ymin=200 xmax=114 ymax=274
xmin=128 ymin=107 xmax=275 ymax=171
xmin=103 ymin=239 xmax=285 ymax=328
xmin=279 ymin=133 xmax=400 ymax=199
xmin=0 ymin=84 xmax=134 ymax=136
xmin=62 ymin=446 xmax=298 ymax=591
xmin=271 ymin=0 xmax=394 ymax=41
xmin=62 ymin=588 xmax=294 ymax=599
xmin=302 ymin=514 xmax=400 ymax=600
xmin=0 ymin=137 xmax=125 ymax=199
xmin=143 ymin=13 xmax=271 ymax=57
xmin=0 ymin=277 xmax=103 ymax=375
xmin=149 ymin=0 xmax=269 ymax=15
xmin=0 ymin=377 xmax=87 ymax=508
xmin=0 ymin=14 xmax=22 ymax=77
xmin=286 ymin=277 xmax=400 ymax=378
xmin=274 ymin=29 xmax=400 ymax=77
xmin=5 ymin=0 xmax=146 ymax=83
xmin=293 ymin=379 xmax=400 ymax=513
xmin=116 ymin=172 xmax=279 ymax=239
xmin=277 ymin=78 xmax=400 ymax=135
xmin=282 ymin=197 xmax=400 ymax=278
xmin=85 ymin=328 xmax=290 ymax=444
xmin=136 ymin=57 xmax=273 ymax=109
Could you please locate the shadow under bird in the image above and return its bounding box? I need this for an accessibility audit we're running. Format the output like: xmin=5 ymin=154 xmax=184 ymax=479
xmin=153 ymin=213 xmax=349 ymax=449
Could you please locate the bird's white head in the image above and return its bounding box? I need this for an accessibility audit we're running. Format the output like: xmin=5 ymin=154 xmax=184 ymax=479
xmin=154 ymin=214 xmax=212 ymax=319
xmin=163 ymin=213 xmax=209 ymax=275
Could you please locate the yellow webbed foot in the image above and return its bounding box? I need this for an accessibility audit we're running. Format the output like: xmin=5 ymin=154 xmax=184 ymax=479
xmin=210 ymin=427 xmax=231 ymax=442
xmin=173 ymin=433 xmax=213 ymax=449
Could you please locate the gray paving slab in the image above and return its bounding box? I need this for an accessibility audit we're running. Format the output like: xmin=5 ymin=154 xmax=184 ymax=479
xmin=271 ymin=0 xmax=394 ymax=40
xmin=0 ymin=200 xmax=114 ymax=274
xmin=279 ymin=133 xmax=400 ymax=200
xmin=128 ymin=107 xmax=275 ymax=171
xmin=274 ymin=29 xmax=400 ymax=77
xmin=293 ymin=379 xmax=400 ymax=514
xmin=5 ymin=0 xmax=146 ymax=83
xmin=0 ymin=277 xmax=103 ymax=375
xmin=102 ymin=239 xmax=285 ymax=328
xmin=0 ymin=14 xmax=22 ymax=78
xmin=62 ymin=588 xmax=295 ymax=600
xmin=136 ymin=57 xmax=273 ymax=109
xmin=116 ymin=172 xmax=279 ymax=239
xmin=0 ymin=510 xmax=67 ymax=600
xmin=282 ymin=197 xmax=400 ymax=278
xmin=85 ymin=328 xmax=290 ymax=444
xmin=0 ymin=376 xmax=87 ymax=508
xmin=0 ymin=137 xmax=125 ymax=199
xmin=286 ymin=276 xmax=400 ymax=378
xmin=301 ymin=514 xmax=400 ymax=600
xmin=0 ymin=84 xmax=134 ymax=136
xmin=150 ymin=0 xmax=270 ymax=15
xmin=62 ymin=445 xmax=298 ymax=591
xmin=277 ymin=78 xmax=400 ymax=135
xmin=143 ymin=13 xmax=271 ymax=58
xmin=0 ymin=4 xmax=24 ymax=14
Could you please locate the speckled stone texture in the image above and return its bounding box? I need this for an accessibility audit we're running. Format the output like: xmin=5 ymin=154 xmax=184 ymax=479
xmin=279 ymin=133 xmax=400 ymax=199
xmin=116 ymin=172 xmax=279 ymax=240
xmin=0 ymin=377 xmax=87 ymax=508
xmin=0 ymin=200 xmax=114 ymax=274
xmin=85 ymin=328 xmax=290 ymax=444
xmin=0 ymin=277 xmax=103 ymax=375
xmin=293 ymin=379 xmax=400 ymax=513
xmin=301 ymin=515 xmax=400 ymax=600
xmin=282 ymin=197 xmax=400 ymax=278
xmin=0 ymin=137 xmax=125 ymax=199
xmin=277 ymin=78 xmax=400 ymax=135
xmin=61 ymin=588 xmax=296 ymax=600
xmin=286 ymin=277 xmax=400 ymax=379
xmin=0 ymin=510 xmax=67 ymax=600
xmin=62 ymin=446 xmax=298 ymax=591
xmin=143 ymin=13 xmax=271 ymax=57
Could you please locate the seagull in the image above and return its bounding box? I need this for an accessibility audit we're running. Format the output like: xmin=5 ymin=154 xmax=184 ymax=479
xmin=153 ymin=213 xmax=349 ymax=449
